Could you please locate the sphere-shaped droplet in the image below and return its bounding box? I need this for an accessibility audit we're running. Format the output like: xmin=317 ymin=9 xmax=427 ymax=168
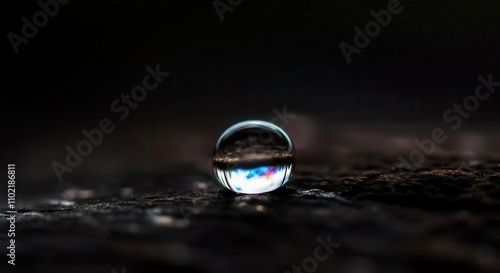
xmin=213 ymin=120 xmax=295 ymax=194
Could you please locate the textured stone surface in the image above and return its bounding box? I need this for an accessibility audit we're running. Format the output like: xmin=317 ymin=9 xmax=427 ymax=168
xmin=2 ymin=156 xmax=500 ymax=273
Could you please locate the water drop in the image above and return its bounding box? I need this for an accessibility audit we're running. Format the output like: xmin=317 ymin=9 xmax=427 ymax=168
xmin=213 ymin=120 xmax=295 ymax=194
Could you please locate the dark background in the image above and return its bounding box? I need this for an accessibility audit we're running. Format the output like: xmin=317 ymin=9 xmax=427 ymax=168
xmin=4 ymin=0 xmax=500 ymax=122
xmin=2 ymin=0 xmax=500 ymax=190
xmin=3 ymin=0 xmax=500 ymax=189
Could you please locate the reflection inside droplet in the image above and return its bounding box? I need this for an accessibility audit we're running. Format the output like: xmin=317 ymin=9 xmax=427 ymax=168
xmin=213 ymin=120 xmax=295 ymax=194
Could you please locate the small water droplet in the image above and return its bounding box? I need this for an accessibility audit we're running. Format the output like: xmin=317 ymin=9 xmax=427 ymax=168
xmin=213 ymin=120 xmax=295 ymax=194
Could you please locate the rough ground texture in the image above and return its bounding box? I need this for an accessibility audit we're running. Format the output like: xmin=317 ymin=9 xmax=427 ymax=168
xmin=2 ymin=156 xmax=500 ymax=273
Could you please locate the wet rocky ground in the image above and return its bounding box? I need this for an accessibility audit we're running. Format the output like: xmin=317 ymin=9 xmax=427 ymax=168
xmin=2 ymin=154 xmax=500 ymax=273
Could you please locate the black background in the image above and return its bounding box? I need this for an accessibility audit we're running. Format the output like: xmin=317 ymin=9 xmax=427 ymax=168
xmin=2 ymin=0 xmax=500 ymax=183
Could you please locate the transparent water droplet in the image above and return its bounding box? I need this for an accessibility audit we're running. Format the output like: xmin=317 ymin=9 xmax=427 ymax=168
xmin=213 ymin=120 xmax=295 ymax=194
